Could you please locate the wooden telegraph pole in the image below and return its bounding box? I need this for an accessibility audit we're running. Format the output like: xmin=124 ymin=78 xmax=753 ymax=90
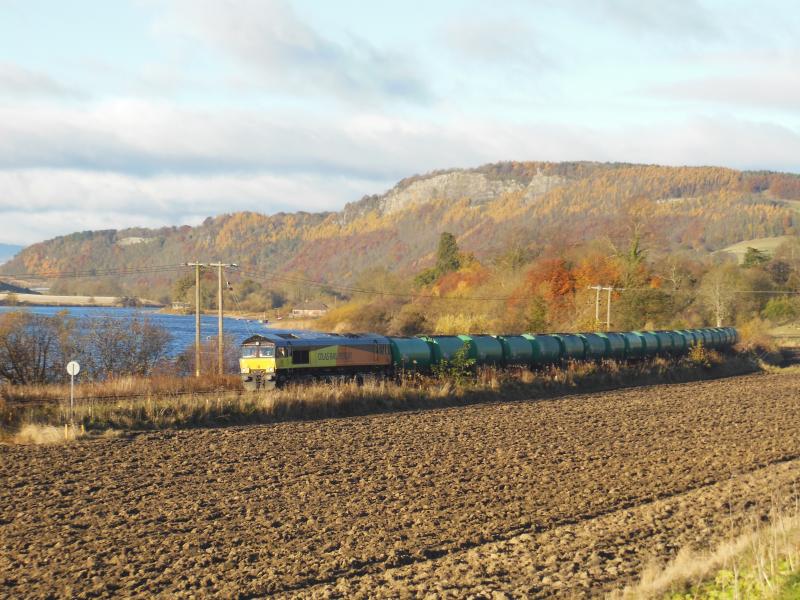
xmin=186 ymin=262 xmax=207 ymax=377
xmin=588 ymin=285 xmax=619 ymax=331
xmin=209 ymin=262 xmax=238 ymax=375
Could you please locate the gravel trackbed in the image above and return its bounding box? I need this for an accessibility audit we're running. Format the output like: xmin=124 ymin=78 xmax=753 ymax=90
xmin=3 ymin=372 xmax=800 ymax=598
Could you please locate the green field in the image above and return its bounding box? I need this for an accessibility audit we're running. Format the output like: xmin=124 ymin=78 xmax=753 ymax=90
xmin=719 ymin=236 xmax=793 ymax=263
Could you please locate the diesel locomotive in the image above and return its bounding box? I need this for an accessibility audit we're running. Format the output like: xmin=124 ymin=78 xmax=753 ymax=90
xmin=239 ymin=327 xmax=738 ymax=390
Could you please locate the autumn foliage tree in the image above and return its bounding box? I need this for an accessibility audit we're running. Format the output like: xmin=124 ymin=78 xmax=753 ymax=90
xmin=504 ymin=258 xmax=577 ymax=330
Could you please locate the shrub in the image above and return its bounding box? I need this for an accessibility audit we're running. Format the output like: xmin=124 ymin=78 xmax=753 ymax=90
xmin=687 ymin=342 xmax=711 ymax=369
xmin=431 ymin=345 xmax=476 ymax=385
xmin=761 ymin=296 xmax=799 ymax=324
xmin=737 ymin=317 xmax=779 ymax=353
xmin=388 ymin=305 xmax=428 ymax=336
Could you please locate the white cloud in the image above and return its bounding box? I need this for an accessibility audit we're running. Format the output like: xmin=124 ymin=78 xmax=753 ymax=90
xmin=558 ymin=0 xmax=721 ymax=41
xmin=0 ymin=169 xmax=383 ymax=244
xmin=442 ymin=18 xmax=552 ymax=70
xmin=155 ymin=0 xmax=431 ymax=104
xmin=644 ymin=53 xmax=800 ymax=113
xmin=627 ymin=116 xmax=800 ymax=171
xmin=0 ymin=101 xmax=492 ymax=179
xmin=0 ymin=62 xmax=83 ymax=99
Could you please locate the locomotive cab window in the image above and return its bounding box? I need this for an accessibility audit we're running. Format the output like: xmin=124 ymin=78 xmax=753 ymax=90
xmin=292 ymin=349 xmax=309 ymax=365
xmin=259 ymin=347 xmax=275 ymax=358
xmin=242 ymin=347 xmax=258 ymax=358
xmin=276 ymin=347 xmax=288 ymax=358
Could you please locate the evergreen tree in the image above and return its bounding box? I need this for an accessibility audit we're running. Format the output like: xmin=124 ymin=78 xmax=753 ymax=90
xmin=172 ymin=272 xmax=195 ymax=302
xmin=414 ymin=232 xmax=462 ymax=287
xmin=742 ymin=247 xmax=770 ymax=268
xmin=436 ymin=232 xmax=461 ymax=275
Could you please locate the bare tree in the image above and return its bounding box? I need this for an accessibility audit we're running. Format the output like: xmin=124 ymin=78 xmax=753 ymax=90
xmin=131 ymin=317 xmax=173 ymax=375
xmin=0 ymin=311 xmax=173 ymax=384
xmin=0 ymin=312 xmax=74 ymax=384
xmin=699 ymin=265 xmax=740 ymax=326
xmin=81 ymin=314 xmax=172 ymax=378
xmin=83 ymin=315 xmax=130 ymax=376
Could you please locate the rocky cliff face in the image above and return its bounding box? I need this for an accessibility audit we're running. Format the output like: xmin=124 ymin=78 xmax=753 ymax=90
xmin=339 ymin=169 xmax=567 ymax=224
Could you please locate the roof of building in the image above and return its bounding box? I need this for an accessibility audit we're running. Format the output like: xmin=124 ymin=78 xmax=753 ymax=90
xmin=291 ymin=301 xmax=329 ymax=311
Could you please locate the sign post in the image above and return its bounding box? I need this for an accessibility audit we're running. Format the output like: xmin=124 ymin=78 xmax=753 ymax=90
xmin=66 ymin=361 xmax=80 ymax=422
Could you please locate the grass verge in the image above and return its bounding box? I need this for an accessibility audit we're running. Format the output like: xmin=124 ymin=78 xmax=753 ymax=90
xmin=0 ymin=373 xmax=241 ymax=405
xmin=615 ymin=501 xmax=800 ymax=599
xmin=1 ymin=351 xmax=757 ymax=442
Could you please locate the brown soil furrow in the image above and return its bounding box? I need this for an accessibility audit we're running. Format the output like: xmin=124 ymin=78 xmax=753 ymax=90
xmin=265 ymin=451 xmax=800 ymax=597
xmin=1 ymin=372 xmax=799 ymax=598
xmin=282 ymin=458 xmax=800 ymax=598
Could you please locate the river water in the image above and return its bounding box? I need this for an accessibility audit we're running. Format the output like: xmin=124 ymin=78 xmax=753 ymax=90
xmin=0 ymin=306 xmax=292 ymax=357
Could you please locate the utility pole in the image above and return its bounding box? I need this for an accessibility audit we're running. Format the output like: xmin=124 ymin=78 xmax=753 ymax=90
xmin=209 ymin=262 xmax=238 ymax=375
xmin=588 ymin=285 xmax=618 ymax=331
xmin=186 ymin=262 xmax=207 ymax=377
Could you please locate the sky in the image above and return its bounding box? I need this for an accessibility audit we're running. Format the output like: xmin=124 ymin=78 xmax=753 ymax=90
xmin=1 ymin=0 xmax=799 ymax=245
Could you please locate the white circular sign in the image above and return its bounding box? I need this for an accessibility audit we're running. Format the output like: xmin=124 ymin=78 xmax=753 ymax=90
xmin=66 ymin=361 xmax=81 ymax=376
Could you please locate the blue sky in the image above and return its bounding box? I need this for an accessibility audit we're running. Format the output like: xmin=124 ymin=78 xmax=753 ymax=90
xmin=1 ymin=0 xmax=799 ymax=244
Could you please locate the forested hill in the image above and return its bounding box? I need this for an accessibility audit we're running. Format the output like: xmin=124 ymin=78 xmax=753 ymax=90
xmin=3 ymin=161 xmax=800 ymax=303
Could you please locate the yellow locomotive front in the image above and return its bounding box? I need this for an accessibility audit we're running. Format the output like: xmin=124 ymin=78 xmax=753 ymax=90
xmin=239 ymin=336 xmax=277 ymax=390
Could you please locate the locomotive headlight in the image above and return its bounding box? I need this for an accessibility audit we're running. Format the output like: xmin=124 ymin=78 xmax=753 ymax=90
xmin=267 ymin=367 xmax=275 ymax=373
xmin=241 ymin=367 xmax=250 ymax=374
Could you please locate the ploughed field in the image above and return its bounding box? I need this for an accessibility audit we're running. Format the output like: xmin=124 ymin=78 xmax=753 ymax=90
xmin=3 ymin=373 xmax=800 ymax=598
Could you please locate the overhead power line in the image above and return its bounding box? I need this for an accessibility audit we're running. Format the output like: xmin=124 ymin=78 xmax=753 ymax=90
xmin=0 ymin=264 xmax=187 ymax=279
xmin=621 ymin=287 xmax=800 ymax=296
xmin=732 ymin=290 xmax=800 ymax=295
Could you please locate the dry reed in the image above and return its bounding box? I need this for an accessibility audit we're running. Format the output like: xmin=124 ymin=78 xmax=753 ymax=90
xmin=11 ymin=423 xmax=87 ymax=444
xmin=0 ymin=373 xmax=241 ymax=404
xmin=1 ymin=352 xmax=757 ymax=440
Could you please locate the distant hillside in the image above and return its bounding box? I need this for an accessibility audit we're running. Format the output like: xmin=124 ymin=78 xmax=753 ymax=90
xmin=0 ymin=280 xmax=36 ymax=294
xmin=3 ymin=161 xmax=800 ymax=302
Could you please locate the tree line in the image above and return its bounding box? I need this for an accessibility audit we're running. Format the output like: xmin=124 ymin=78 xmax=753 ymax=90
xmin=316 ymin=230 xmax=800 ymax=336
xmin=0 ymin=312 xmax=181 ymax=385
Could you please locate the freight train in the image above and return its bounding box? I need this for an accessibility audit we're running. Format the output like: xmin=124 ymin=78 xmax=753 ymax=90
xmin=239 ymin=327 xmax=738 ymax=390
